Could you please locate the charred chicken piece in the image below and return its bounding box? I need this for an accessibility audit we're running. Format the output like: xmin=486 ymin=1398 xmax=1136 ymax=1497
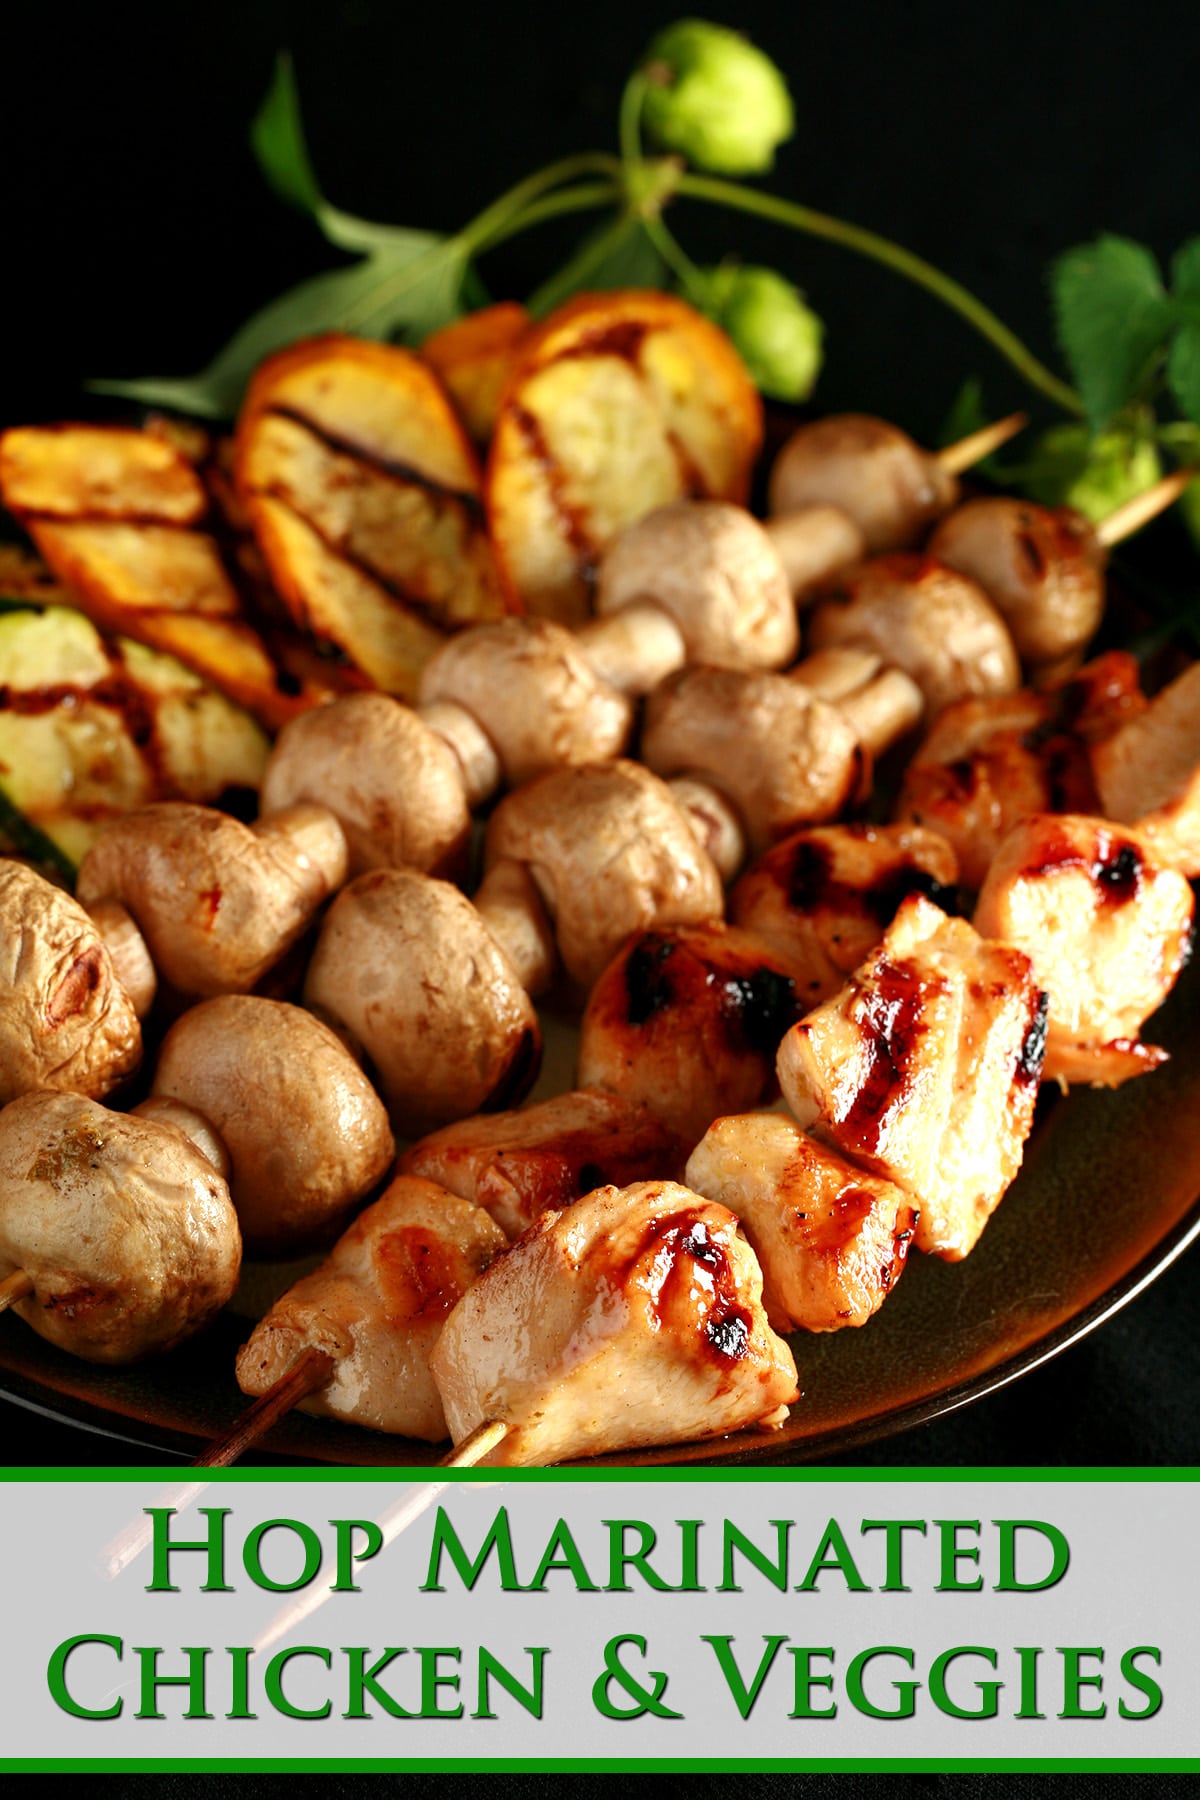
xmin=685 ymin=1112 xmax=917 ymax=1333
xmin=235 ymin=1176 xmax=506 ymax=1441
xmin=894 ymin=651 xmax=1144 ymax=890
xmin=400 ymin=1089 xmax=689 ymax=1240
xmin=1090 ymin=662 xmax=1200 ymax=875
xmin=728 ymin=823 xmax=960 ymax=1006
xmin=776 ymin=894 xmax=1047 ymax=1261
xmin=0 ymin=1092 xmax=240 ymax=1363
xmin=578 ymin=922 xmax=801 ymax=1144
xmin=430 ymin=1181 xmax=799 ymax=1467
xmin=974 ymin=814 xmax=1193 ymax=1087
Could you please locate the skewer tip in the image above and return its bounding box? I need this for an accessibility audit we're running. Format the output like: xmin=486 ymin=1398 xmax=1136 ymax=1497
xmin=1095 ymin=466 xmax=1197 ymax=548
xmin=440 ymin=1418 xmax=510 ymax=1469
xmin=937 ymin=411 xmax=1029 ymax=475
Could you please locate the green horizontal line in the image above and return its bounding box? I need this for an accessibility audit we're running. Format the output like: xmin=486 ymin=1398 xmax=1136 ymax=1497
xmin=1 ymin=1466 xmax=1198 ymax=1484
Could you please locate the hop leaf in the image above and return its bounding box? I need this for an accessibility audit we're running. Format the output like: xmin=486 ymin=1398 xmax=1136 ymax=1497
xmin=641 ymin=20 xmax=794 ymax=176
xmin=693 ymin=264 xmax=822 ymax=401
xmin=1050 ymin=236 xmax=1172 ymax=432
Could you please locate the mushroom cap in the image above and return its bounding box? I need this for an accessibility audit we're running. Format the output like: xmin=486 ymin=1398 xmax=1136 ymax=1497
xmin=642 ymin=666 xmax=864 ymax=852
xmin=768 ymin=413 xmax=958 ymax=552
xmin=594 ymin=499 xmax=798 ymax=670
xmin=75 ymin=801 xmax=346 ymax=998
xmin=929 ymin=496 xmax=1105 ymax=668
xmin=152 ymin=995 xmax=395 ymax=1254
xmin=809 ymin=554 xmax=1020 ymax=718
xmin=260 ymin=692 xmax=470 ymax=878
xmin=303 ymin=868 xmax=541 ymax=1138
xmin=484 ymin=760 xmax=725 ymax=989
xmin=0 ymin=1091 xmax=240 ymax=1362
xmin=419 ymin=616 xmax=634 ymax=784
xmin=0 ymin=860 xmax=141 ymax=1105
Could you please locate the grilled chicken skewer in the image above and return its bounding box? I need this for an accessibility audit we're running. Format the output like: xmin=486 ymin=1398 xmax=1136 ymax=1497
xmin=205 ymin=1175 xmax=509 ymax=1466
xmin=578 ymin=824 xmax=958 ymax=1138
xmin=431 ymin=1180 xmax=799 ymax=1468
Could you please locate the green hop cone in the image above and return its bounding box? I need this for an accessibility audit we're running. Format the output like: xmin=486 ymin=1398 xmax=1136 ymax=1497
xmin=695 ymin=264 xmax=823 ymax=402
xmin=641 ymin=20 xmax=794 ymax=176
xmin=1025 ymin=423 xmax=1161 ymax=522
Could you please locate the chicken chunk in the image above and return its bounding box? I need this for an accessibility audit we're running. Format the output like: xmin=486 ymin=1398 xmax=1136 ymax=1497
xmin=235 ymin=1176 xmax=506 ymax=1441
xmin=1090 ymin=662 xmax=1200 ymax=875
xmin=729 ymin=823 xmax=959 ymax=1005
xmin=399 ymin=1090 xmax=689 ymax=1240
xmin=686 ymin=1113 xmax=916 ymax=1333
xmin=430 ymin=1181 xmax=799 ymax=1466
xmin=578 ymin=923 xmax=801 ymax=1143
xmin=895 ymin=651 xmax=1143 ymax=889
xmin=974 ymin=814 xmax=1193 ymax=1086
xmin=776 ymin=894 xmax=1046 ymax=1260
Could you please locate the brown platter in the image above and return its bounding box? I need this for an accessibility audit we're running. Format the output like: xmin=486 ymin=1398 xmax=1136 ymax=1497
xmin=2 ymin=950 xmax=1198 ymax=1467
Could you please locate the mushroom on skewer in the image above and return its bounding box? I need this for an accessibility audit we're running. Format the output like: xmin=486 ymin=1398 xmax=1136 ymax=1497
xmin=930 ymin=468 xmax=1197 ymax=680
xmin=74 ymin=799 xmax=349 ymax=1002
xmin=146 ymin=996 xmax=395 ymax=1253
xmin=768 ymin=411 xmax=1028 ymax=553
xmin=0 ymin=1092 xmax=240 ymax=1362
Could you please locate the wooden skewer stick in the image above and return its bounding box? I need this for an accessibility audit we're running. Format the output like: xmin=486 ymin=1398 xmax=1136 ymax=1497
xmin=937 ymin=411 xmax=1028 ymax=475
xmin=192 ymin=1346 xmax=335 ymax=1469
xmin=0 ymin=1269 xmax=34 ymax=1314
xmin=440 ymin=1418 xmax=510 ymax=1469
xmin=1095 ymin=467 xmax=1197 ymax=548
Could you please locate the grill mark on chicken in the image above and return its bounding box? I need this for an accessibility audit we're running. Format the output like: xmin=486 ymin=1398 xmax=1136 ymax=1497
xmin=621 ymin=932 xmax=799 ymax=1054
xmin=624 ymin=935 xmax=675 ymax=1025
xmin=882 ymin=1210 xmax=918 ymax=1291
xmin=263 ymin=404 xmax=485 ymax=522
xmin=1015 ymin=990 xmax=1049 ymax=1088
xmin=376 ymin=1225 xmax=464 ymax=1325
xmin=618 ymin=1208 xmax=753 ymax=1369
xmin=1023 ymin=830 xmax=1146 ymax=908
xmin=839 ymin=957 xmax=933 ymax=1156
xmin=784 ymin=836 xmax=959 ymax=925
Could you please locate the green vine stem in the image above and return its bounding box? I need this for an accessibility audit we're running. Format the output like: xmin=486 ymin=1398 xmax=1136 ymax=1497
xmin=672 ymin=170 xmax=1085 ymax=416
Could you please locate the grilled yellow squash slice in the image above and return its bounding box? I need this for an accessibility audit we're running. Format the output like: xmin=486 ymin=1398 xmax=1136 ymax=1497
xmin=0 ymin=424 xmax=317 ymax=729
xmin=234 ymin=335 xmax=509 ymax=700
xmin=0 ymin=602 xmax=268 ymax=867
xmin=486 ymin=290 xmax=763 ymax=625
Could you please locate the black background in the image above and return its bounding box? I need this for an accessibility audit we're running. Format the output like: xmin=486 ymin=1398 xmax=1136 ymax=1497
xmin=4 ymin=0 xmax=1200 ymax=1473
